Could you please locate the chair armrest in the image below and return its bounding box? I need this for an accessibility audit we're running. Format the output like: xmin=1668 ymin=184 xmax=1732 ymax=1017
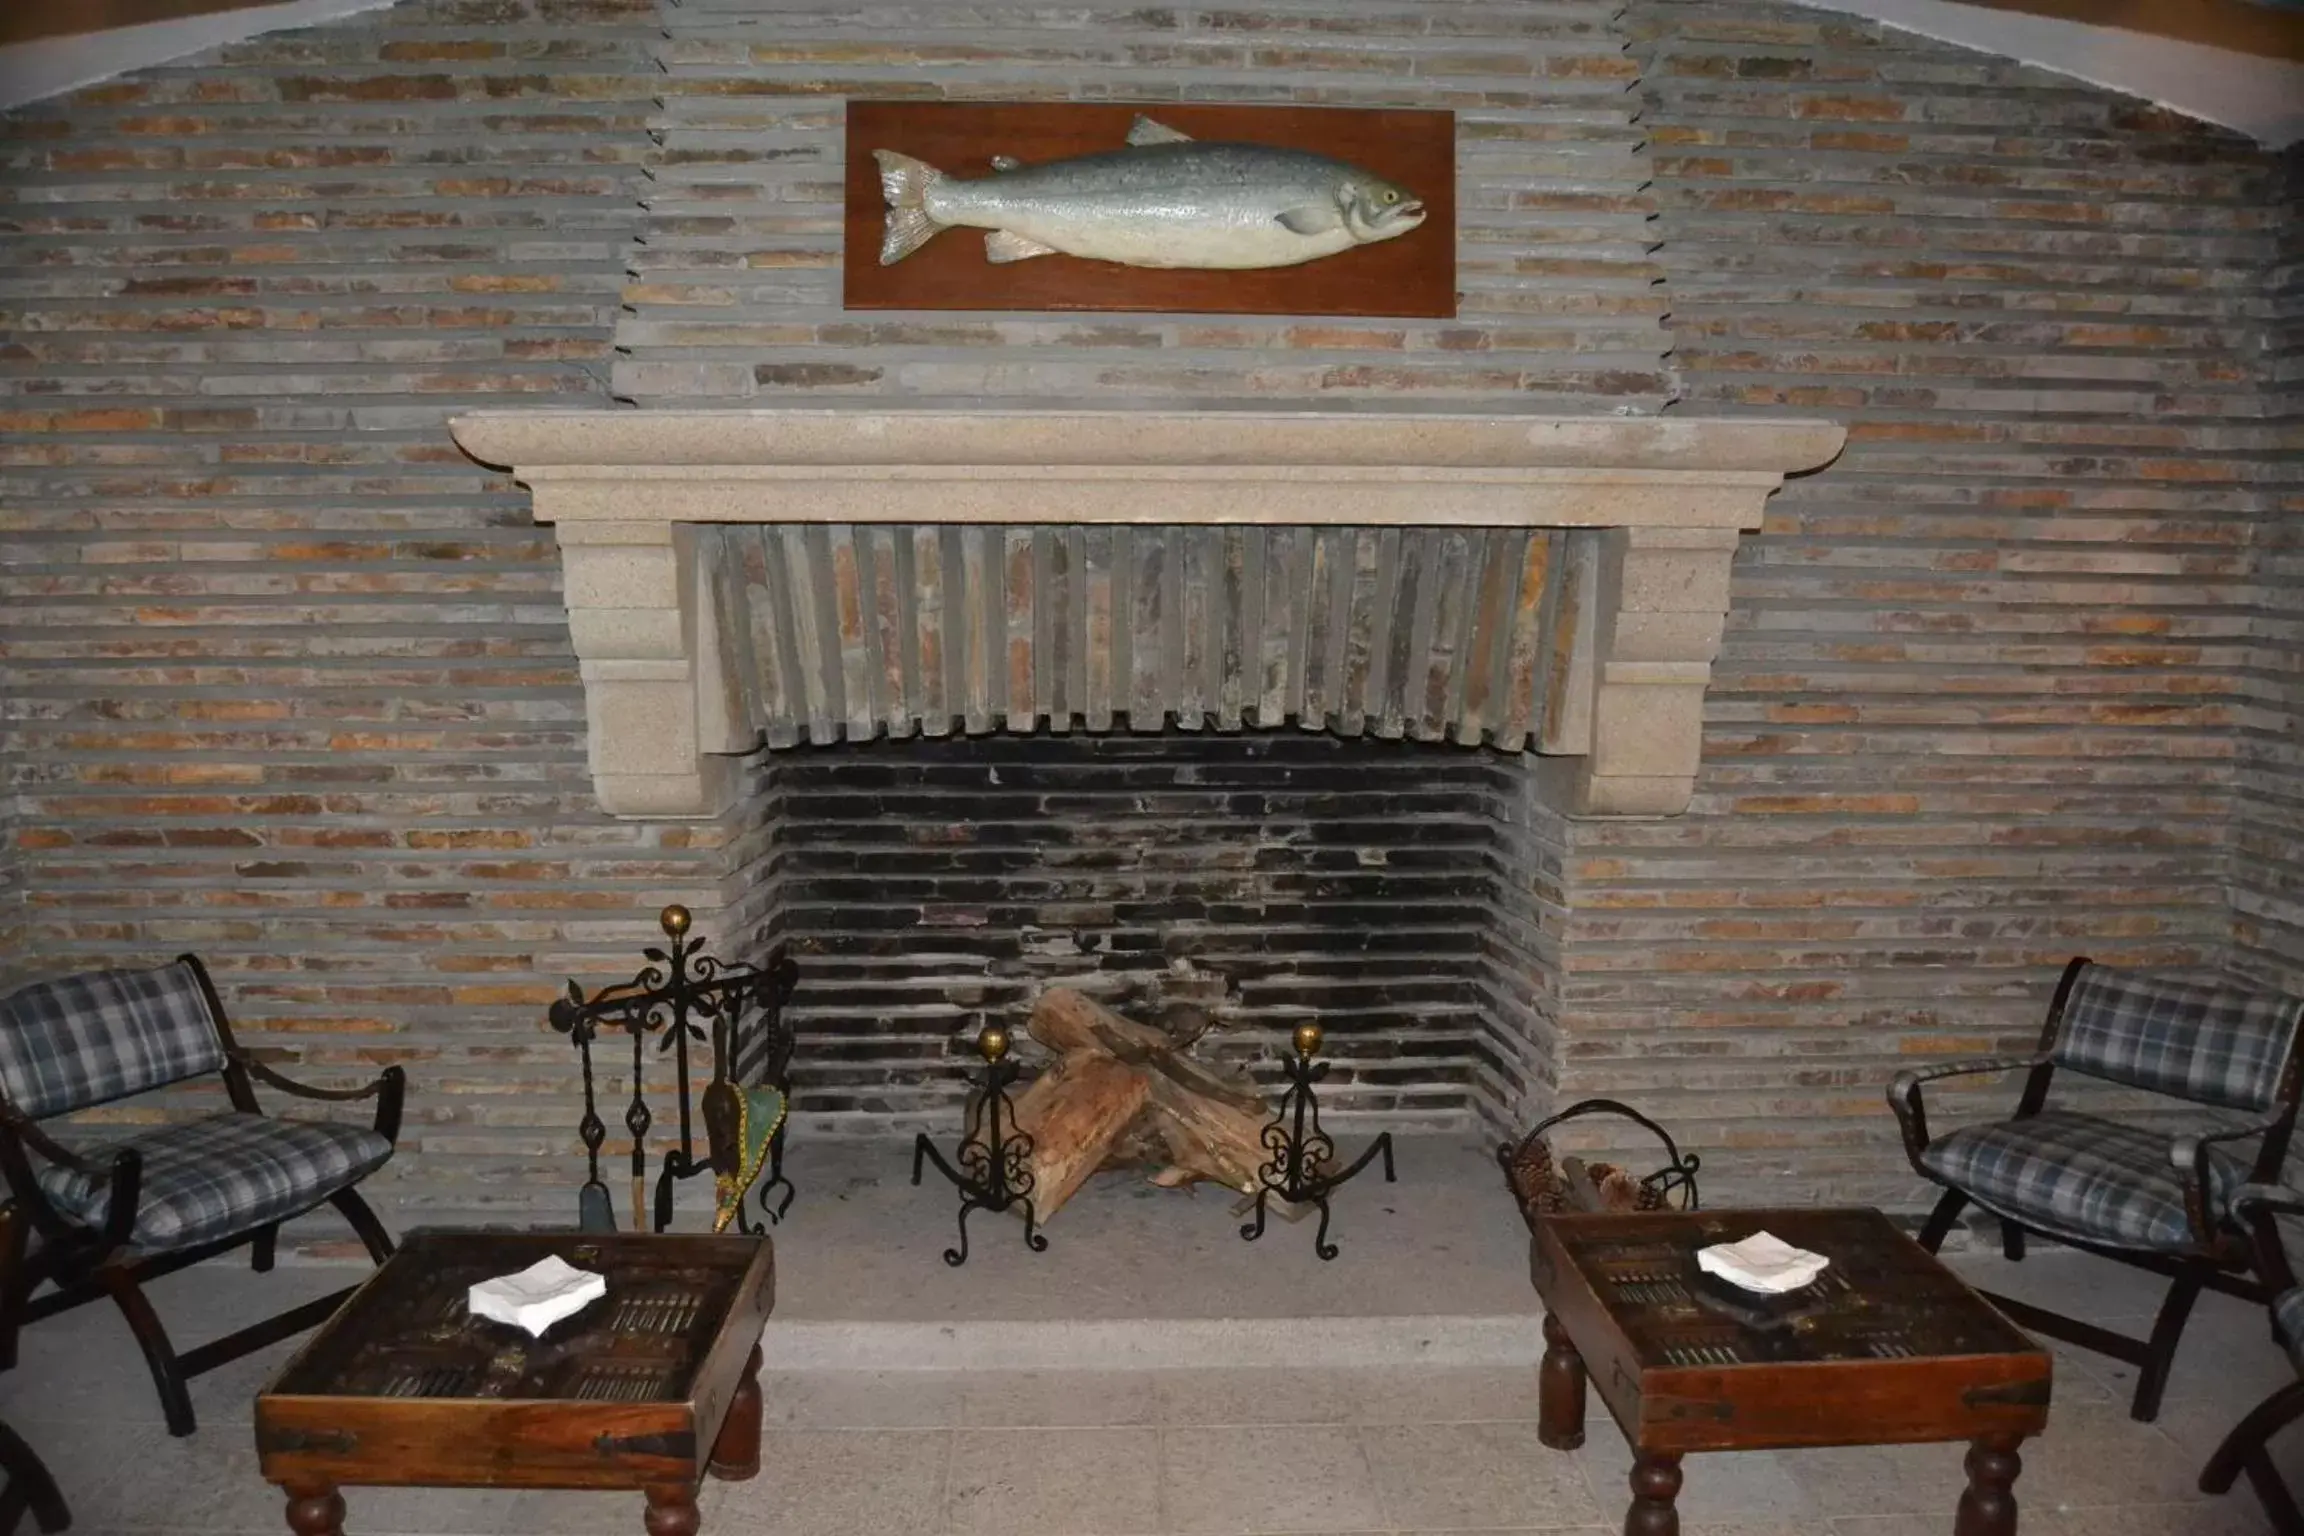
xmin=228 ymin=1052 xmax=406 ymax=1145
xmin=0 ymin=1110 xmax=143 ymax=1253
xmin=1886 ymin=1055 xmax=2050 ymax=1160
xmin=2231 ymin=1182 xmax=2304 ymax=1223
xmin=2172 ymin=1111 xmax=2291 ymax=1249
xmin=0 ymin=1110 xmax=111 ymax=1182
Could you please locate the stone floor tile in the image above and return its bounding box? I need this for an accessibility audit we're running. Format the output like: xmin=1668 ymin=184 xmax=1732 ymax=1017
xmin=1777 ymin=1441 xmax=1973 ymax=1520
xmin=2016 ymin=1403 xmax=2221 ymax=1507
xmin=947 ymin=1426 xmax=1162 ymax=1535
xmin=1161 ymin=1423 xmax=1385 ymax=1534
xmin=958 ymin=1368 xmax=1163 ymax=1426
xmin=1354 ymin=1421 xmax=1601 ymax=1531
xmin=2028 ymin=1500 xmax=2274 ymax=1535
xmin=493 ymin=1487 xmax=670 ymax=1536
xmin=760 ymin=1367 xmax=964 ymax=1428
xmin=1152 ymin=1367 xmax=1360 ymax=1427
xmin=1344 ymin=1364 xmax=1545 ymax=1424
xmin=1942 ymin=1246 xmax=2177 ymax=1322
xmin=1577 ymin=1442 xmax=1820 ymax=1526
xmin=711 ymin=1428 xmax=951 ymax=1536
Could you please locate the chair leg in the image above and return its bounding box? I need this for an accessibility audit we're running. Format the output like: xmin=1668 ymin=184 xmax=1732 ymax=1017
xmin=2246 ymin=1449 xmax=2304 ymax=1536
xmin=328 ymin=1188 xmax=394 ymax=1267
xmin=98 ymin=1266 xmax=195 ymax=1437
xmin=2202 ymin=1378 xmax=2304 ymax=1494
xmin=1917 ymin=1189 xmax=1969 ymax=1253
xmin=251 ymin=1225 xmax=278 ymax=1273
xmin=2131 ymin=1262 xmax=2208 ymax=1422
xmin=0 ymin=1419 xmax=69 ymax=1535
xmin=1999 ymin=1219 xmax=2026 ymax=1263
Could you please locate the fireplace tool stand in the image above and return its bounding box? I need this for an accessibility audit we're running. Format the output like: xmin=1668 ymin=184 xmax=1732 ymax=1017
xmin=912 ymin=1026 xmax=1048 ymax=1267
xmin=1240 ymin=1023 xmax=1396 ymax=1260
xmin=549 ymin=905 xmax=800 ymax=1235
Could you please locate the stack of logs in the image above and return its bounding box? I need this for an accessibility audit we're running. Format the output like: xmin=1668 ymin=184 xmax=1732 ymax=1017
xmin=991 ymin=987 xmax=1295 ymax=1220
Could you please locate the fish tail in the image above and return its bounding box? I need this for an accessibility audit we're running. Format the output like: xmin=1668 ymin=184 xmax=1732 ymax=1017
xmin=873 ymin=149 xmax=946 ymax=265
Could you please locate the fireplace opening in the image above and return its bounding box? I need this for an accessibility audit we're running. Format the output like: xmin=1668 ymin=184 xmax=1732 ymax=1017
xmin=732 ymin=726 xmax=1564 ymax=1146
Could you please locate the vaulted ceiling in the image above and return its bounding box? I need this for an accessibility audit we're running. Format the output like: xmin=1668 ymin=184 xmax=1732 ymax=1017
xmin=1 ymin=0 xmax=2301 ymax=141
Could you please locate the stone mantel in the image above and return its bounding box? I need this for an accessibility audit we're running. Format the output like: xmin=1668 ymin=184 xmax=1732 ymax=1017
xmin=449 ymin=409 xmax=1845 ymax=819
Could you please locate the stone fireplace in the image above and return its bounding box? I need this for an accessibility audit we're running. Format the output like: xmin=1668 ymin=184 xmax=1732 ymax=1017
xmin=451 ymin=408 xmax=1843 ymax=1138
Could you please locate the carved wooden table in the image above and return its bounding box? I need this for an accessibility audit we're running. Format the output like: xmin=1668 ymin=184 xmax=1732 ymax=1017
xmin=256 ymin=1231 xmax=774 ymax=1536
xmin=1532 ymin=1208 xmax=2050 ymax=1536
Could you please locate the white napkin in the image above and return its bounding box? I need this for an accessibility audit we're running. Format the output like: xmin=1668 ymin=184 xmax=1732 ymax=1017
xmin=467 ymin=1255 xmax=607 ymax=1337
xmin=1696 ymin=1230 xmax=1830 ymax=1294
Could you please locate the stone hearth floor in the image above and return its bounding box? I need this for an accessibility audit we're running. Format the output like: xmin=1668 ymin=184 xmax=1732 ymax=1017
xmin=0 ymin=1138 xmax=2293 ymax=1534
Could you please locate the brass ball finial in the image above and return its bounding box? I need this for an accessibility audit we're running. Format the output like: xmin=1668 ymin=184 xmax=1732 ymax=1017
xmin=660 ymin=904 xmax=692 ymax=938
xmin=977 ymin=1025 xmax=1011 ymax=1062
xmin=1293 ymin=1022 xmax=1324 ymax=1058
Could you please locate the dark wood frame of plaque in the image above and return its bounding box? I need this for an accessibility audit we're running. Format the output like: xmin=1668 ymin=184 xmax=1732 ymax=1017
xmin=841 ymin=100 xmax=1457 ymax=319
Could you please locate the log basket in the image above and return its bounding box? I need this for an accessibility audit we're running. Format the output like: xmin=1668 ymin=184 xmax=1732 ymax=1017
xmin=1498 ymin=1098 xmax=1701 ymax=1233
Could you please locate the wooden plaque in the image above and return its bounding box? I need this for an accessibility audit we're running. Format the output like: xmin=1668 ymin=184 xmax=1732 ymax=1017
xmin=842 ymin=100 xmax=1457 ymax=318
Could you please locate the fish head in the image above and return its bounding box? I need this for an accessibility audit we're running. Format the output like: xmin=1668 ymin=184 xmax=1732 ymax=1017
xmin=1337 ymin=172 xmax=1426 ymax=246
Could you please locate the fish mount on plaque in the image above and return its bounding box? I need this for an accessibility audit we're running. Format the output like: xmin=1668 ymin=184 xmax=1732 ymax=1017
xmin=843 ymin=100 xmax=1456 ymax=319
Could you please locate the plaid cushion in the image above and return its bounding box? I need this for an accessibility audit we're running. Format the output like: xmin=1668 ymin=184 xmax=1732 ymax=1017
xmin=2055 ymin=965 xmax=2303 ymax=1113
xmin=2277 ymin=1288 xmax=2304 ymax=1374
xmin=0 ymin=962 xmax=226 ymax=1119
xmin=33 ymin=1112 xmax=391 ymax=1253
xmin=1918 ymin=1109 xmax=2250 ymax=1251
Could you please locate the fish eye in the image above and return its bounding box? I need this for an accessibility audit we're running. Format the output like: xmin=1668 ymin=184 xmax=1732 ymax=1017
xmin=1382 ymin=190 xmax=1400 ymax=204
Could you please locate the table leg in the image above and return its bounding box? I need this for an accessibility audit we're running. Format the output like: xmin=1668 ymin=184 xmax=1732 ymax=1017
xmin=281 ymin=1479 xmax=345 ymax=1536
xmin=644 ymin=1482 xmax=701 ymax=1536
xmin=708 ymin=1342 xmax=765 ymax=1482
xmin=1955 ymin=1434 xmax=2024 ymax=1536
xmin=1539 ymin=1312 xmax=1587 ymax=1451
xmin=1625 ymin=1451 xmax=1682 ymax=1536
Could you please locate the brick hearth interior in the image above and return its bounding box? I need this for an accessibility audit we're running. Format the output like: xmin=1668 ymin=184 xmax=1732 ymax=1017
xmin=1 ymin=0 xmax=2298 ymax=1244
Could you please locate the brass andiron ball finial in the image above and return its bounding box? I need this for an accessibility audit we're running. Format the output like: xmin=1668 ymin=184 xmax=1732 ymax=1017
xmin=978 ymin=1025 xmax=1011 ymax=1062
xmin=660 ymin=904 xmax=691 ymax=938
xmin=1294 ymin=1022 xmax=1324 ymax=1058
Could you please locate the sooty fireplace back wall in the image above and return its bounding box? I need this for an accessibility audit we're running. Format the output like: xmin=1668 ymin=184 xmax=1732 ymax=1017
xmin=746 ymin=728 xmax=1548 ymax=1135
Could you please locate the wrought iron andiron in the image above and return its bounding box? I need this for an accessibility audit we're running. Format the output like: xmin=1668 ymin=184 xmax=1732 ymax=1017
xmin=911 ymin=1025 xmax=1048 ymax=1267
xmin=1241 ymin=1022 xmax=1397 ymax=1260
xmin=549 ymin=904 xmax=799 ymax=1235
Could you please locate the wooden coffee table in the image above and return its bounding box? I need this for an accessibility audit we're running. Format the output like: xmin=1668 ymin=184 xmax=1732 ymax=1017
xmin=1533 ymin=1207 xmax=2050 ymax=1536
xmin=256 ymin=1231 xmax=774 ymax=1536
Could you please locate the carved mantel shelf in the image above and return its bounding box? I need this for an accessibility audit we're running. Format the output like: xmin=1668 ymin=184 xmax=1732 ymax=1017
xmin=449 ymin=409 xmax=1844 ymax=820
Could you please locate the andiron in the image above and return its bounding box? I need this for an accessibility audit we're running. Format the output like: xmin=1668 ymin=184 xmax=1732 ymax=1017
xmin=912 ymin=1025 xmax=1048 ymax=1267
xmin=1240 ymin=1022 xmax=1396 ymax=1260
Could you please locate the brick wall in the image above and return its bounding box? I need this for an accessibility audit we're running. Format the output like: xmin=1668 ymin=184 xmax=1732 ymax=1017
xmin=618 ymin=0 xmax=1675 ymax=410
xmin=0 ymin=0 xmax=678 ymax=1237
xmin=4 ymin=0 xmax=2301 ymax=1235
xmin=1599 ymin=0 xmax=2288 ymax=1203
xmin=2233 ymin=149 xmax=2304 ymax=992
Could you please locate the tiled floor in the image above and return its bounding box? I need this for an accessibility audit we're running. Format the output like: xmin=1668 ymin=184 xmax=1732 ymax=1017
xmin=1 ymin=1242 xmax=2296 ymax=1536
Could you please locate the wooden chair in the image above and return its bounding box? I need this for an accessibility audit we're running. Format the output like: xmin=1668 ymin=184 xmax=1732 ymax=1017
xmin=2199 ymin=1180 xmax=2304 ymax=1534
xmin=1888 ymin=956 xmax=2303 ymax=1421
xmin=0 ymin=1203 xmax=66 ymax=1536
xmin=0 ymin=956 xmax=404 ymax=1437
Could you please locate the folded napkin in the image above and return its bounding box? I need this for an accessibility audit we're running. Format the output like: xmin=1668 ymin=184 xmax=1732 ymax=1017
xmin=1696 ymin=1230 xmax=1830 ymax=1294
xmin=468 ymin=1255 xmax=607 ymax=1337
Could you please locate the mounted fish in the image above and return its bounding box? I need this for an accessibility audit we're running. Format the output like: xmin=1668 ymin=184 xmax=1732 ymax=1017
xmin=875 ymin=114 xmax=1427 ymax=272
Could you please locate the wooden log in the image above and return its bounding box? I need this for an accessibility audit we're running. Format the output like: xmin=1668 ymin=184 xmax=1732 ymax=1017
xmin=1028 ymin=988 xmax=1267 ymax=1116
xmin=1007 ymin=1050 xmax=1151 ymax=1221
xmin=1027 ymin=987 xmax=1169 ymax=1057
xmin=1146 ymin=1070 xmax=1274 ymax=1194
